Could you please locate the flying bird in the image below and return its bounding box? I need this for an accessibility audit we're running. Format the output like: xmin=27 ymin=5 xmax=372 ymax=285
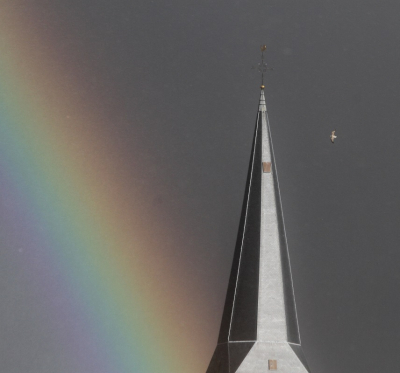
xmin=330 ymin=130 xmax=337 ymax=143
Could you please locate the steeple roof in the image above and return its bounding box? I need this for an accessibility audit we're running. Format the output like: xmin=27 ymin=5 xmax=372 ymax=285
xmin=206 ymin=88 xmax=311 ymax=373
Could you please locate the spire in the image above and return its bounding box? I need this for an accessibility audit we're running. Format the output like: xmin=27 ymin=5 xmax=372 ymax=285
xmin=259 ymin=89 xmax=266 ymax=113
xmin=206 ymin=49 xmax=311 ymax=373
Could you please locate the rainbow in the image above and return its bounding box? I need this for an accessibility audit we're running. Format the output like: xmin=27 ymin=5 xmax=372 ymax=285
xmin=0 ymin=4 xmax=208 ymax=372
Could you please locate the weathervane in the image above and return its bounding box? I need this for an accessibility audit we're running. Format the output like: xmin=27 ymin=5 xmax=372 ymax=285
xmin=258 ymin=45 xmax=273 ymax=89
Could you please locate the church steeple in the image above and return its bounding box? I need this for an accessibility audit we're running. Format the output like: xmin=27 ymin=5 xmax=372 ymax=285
xmin=206 ymin=50 xmax=311 ymax=373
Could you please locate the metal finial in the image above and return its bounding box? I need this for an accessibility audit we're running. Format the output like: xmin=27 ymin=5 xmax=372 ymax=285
xmin=258 ymin=45 xmax=272 ymax=88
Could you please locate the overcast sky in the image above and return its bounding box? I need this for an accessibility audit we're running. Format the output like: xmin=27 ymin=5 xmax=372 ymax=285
xmin=2 ymin=1 xmax=400 ymax=372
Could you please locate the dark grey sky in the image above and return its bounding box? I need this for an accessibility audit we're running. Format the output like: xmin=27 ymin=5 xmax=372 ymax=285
xmin=3 ymin=1 xmax=400 ymax=372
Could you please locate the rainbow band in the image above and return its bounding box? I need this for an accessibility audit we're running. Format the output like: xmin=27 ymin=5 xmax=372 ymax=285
xmin=0 ymin=4 xmax=207 ymax=372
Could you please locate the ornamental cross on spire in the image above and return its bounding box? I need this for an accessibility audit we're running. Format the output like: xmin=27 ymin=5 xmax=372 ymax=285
xmin=258 ymin=45 xmax=273 ymax=88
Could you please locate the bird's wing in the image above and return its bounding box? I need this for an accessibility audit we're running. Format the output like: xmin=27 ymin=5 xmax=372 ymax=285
xmin=331 ymin=130 xmax=335 ymax=135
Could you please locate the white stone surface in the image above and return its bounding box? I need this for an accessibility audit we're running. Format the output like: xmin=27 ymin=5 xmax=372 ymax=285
xmin=257 ymin=90 xmax=287 ymax=342
xmin=235 ymin=342 xmax=308 ymax=373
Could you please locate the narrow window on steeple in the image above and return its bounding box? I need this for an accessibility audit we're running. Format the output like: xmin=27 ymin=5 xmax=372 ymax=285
xmin=262 ymin=162 xmax=271 ymax=173
xmin=268 ymin=359 xmax=277 ymax=370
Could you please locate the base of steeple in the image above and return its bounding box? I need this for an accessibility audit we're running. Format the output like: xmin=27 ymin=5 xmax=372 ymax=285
xmin=206 ymin=341 xmax=310 ymax=373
